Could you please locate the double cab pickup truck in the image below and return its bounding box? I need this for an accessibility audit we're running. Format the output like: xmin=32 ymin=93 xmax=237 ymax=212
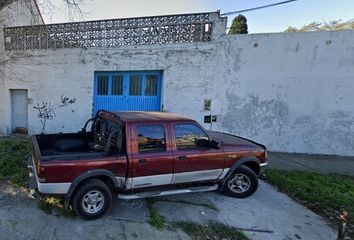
xmin=28 ymin=110 xmax=268 ymax=219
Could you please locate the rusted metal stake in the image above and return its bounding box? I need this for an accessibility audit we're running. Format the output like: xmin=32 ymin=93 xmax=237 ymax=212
xmin=337 ymin=209 xmax=348 ymax=240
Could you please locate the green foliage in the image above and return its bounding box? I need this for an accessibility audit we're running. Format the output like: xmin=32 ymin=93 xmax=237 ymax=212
xmin=266 ymin=170 xmax=354 ymax=238
xmin=147 ymin=198 xmax=165 ymax=229
xmin=37 ymin=196 xmax=75 ymax=217
xmin=0 ymin=138 xmax=31 ymax=186
xmin=285 ymin=19 xmax=354 ymax=32
xmin=228 ymin=14 xmax=248 ymax=34
xmin=174 ymin=221 xmax=248 ymax=240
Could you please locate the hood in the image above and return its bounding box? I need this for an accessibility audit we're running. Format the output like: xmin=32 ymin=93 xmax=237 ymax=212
xmin=207 ymin=131 xmax=266 ymax=150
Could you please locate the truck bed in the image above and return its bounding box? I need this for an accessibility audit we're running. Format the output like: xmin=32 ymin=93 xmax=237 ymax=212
xmin=33 ymin=133 xmax=110 ymax=161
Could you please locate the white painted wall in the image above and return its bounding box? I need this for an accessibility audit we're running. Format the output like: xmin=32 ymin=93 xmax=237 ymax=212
xmin=1 ymin=28 xmax=354 ymax=156
xmin=1 ymin=0 xmax=43 ymax=27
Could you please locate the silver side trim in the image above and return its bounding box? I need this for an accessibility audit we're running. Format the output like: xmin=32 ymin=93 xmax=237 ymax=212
xmin=116 ymin=177 xmax=125 ymax=188
xmin=219 ymin=168 xmax=230 ymax=179
xmin=30 ymin=155 xmax=71 ymax=194
xmin=172 ymin=169 xmax=223 ymax=184
xmin=118 ymin=184 xmax=219 ymax=200
xmin=129 ymin=174 xmax=173 ymax=189
xmin=124 ymin=169 xmax=227 ymax=190
xmin=38 ymin=182 xmax=71 ymax=194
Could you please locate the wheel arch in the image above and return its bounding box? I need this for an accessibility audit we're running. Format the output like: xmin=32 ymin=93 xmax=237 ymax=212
xmin=64 ymin=169 xmax=119 ymax=208
xmin=220 ymin=157 xmax=260 ymax=190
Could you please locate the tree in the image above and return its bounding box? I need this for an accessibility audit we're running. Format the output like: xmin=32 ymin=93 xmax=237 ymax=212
xmin=228 ymin=14 xmax=248 ymax=34
xmin=285 ymin=19 xmax=354 ymax=32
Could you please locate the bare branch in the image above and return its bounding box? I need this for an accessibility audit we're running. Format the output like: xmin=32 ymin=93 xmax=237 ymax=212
xmin=0 ymin=0 xmax=16 ymax=11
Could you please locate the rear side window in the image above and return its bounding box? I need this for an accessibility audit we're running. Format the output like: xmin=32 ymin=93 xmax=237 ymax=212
xmin=137 ymin=125 xmax=166 ymax=153
xmin=175 ymin=124 xmax=208 ymax=149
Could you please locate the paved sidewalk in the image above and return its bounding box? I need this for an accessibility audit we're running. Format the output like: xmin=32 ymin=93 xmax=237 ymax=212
xmin=0 ymin=181 xmax=336 ymax=240
xmin=268 ymin=152 xmax=354 ymax=176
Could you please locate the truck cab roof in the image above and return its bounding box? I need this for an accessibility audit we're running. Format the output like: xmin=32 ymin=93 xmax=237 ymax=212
xmin=101 ymin=111 xmax=195 ymax=124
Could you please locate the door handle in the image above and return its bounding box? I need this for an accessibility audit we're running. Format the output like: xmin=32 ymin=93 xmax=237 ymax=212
xmin=178 ymin=156 xmax=187 ymax=160
xmin=138 ymin=159 xmax=147 ymax=164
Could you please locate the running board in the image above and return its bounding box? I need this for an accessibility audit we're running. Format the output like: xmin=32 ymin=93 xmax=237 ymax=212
xmin=117 ymin=184 xmax=219 ymax=200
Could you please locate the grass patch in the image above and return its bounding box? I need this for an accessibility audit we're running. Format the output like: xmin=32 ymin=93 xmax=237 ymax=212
xmin=173 ymin=221 xmax=248 ymax=240
xmin=266 ymin=169 xmax=354 ymax=238
xmin=37 ymin=196 xmax=75 ymax=217
xmin=147 ymin=198 xmax=165 ymax=229
xmin=0 ymin=138 xmax=31 ymax=187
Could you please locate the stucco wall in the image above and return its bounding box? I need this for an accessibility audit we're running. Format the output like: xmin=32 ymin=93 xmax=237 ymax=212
xmin=1 ymin=30 xmax=354 ymax=156
xmin=1 ymin=0 xmax=43 ymax=27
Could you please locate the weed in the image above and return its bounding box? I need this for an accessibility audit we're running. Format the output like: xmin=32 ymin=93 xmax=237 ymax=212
xmin=147 ymin=198 xmax=165 ymax=229
xmin=37 ymin=196 xmax=75 ymax=217
xmin=0 ymin=138 xmax=31 ymax=187
xmin=266 ymin=169 xmax=354 ymax=239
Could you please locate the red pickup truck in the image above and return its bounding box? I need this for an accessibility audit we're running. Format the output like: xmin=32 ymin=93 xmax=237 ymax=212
xmin=28 ymin=110 xmax=267 ymax=219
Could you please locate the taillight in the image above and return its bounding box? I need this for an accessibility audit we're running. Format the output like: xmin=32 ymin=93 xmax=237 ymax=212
xmin=37 ymin=164 xmax=45 ymax=175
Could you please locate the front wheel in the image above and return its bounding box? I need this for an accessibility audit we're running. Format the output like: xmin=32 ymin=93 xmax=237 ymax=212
xmin=223 ymin=165 xmax=258 ymax=198
xmin=72 ymin=179 xmax=112 ymax=220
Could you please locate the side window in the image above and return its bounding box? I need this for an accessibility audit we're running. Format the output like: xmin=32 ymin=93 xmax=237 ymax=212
xmin=175 ymin=124 xmax=209 ymax=149
xmin=137 ymin=125 xmax=166 ymax=153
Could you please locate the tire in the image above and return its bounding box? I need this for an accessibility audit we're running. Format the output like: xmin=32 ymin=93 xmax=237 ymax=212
xmin=72 ymin=179 xmax=112 ymax=220
xmin=223 ymin=165 xmax=258 ymax=198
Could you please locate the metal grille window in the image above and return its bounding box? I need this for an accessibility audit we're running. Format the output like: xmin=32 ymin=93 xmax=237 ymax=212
xmin=94 ymin=71 xmax=162 ymax=114
xmin=129 ymin=75 xmax=142 ymax=96
xmin=112 ymin=75 xmax=123 ymax=95
xmin=97 ymin=75 xmax=109 ymax=95
xmin=145 ymin=75 xmax=158 ymax=96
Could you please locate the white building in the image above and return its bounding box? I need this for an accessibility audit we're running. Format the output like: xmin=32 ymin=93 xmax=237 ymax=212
xmin=1 ymin=0 xmax=354 ymax=156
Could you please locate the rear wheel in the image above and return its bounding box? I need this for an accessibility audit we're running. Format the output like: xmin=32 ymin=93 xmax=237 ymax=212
xmin=223 ymin=165 xmax=258 ymax=198
xmin=72 ymin=179 xmax=112 ymax=220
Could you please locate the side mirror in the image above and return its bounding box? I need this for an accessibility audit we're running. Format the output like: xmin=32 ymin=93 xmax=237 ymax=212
xmin=195 ymin=138 xmax=210 ymax=147
xmin=210 ymin=139 xmax=221 ymax=149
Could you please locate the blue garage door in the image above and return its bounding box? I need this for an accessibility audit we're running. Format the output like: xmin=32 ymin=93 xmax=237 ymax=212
xmin=93 ymin=71 xmax=162 ymax=115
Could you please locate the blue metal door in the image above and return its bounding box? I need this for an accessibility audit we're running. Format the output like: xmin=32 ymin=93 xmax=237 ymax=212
xmin=93 ymin=71 xmax=162 ymax=115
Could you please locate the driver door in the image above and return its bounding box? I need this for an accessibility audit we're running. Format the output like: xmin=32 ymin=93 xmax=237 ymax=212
xmin=170 ymin=122 xmax=225 ymax=184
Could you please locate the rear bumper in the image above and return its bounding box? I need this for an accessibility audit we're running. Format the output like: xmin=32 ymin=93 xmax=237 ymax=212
xmin=27 ymin=155 xmax=38 ymax=195
xmin=259 ymin=162 xmax=268 ymax=174
xmin=27 ymin=155 xmax=71 ymax=195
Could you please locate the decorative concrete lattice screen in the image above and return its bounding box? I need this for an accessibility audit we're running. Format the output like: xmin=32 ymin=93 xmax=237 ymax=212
xmin=4 ymin=13 xmax=214 ymax=50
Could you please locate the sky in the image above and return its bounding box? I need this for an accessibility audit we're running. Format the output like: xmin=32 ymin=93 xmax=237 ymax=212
xmin=38 ymin=0 xmax=354 ymax=33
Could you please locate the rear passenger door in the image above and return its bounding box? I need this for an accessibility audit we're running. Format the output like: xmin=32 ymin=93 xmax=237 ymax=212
xmin=130 ymin=123 xmax=173 ymax=188
xmin=171 ymin=123 xmax=225 ymax=184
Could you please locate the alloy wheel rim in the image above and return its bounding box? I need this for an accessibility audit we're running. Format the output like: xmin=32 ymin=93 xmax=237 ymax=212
xmin=82 ymin=190 xmax=105 ymax=214
xmin=228 ymin=173 xmax=251 ymax=193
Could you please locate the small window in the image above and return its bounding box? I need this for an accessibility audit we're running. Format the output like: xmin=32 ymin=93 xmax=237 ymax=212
xmin=112 ymin=75 xmax=123 ymax=95
xmin=145 ymin=75 xmax=158 ymax=96
xmin=97 ymin=75 xmax=109 ymax=95
xmin=137 ymin=125 xmax=166 ymax=153
xmin=129 ymin=75 xmax=142 ymax=96
xmin=175 ymin=124 xmax=209 ymax=149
